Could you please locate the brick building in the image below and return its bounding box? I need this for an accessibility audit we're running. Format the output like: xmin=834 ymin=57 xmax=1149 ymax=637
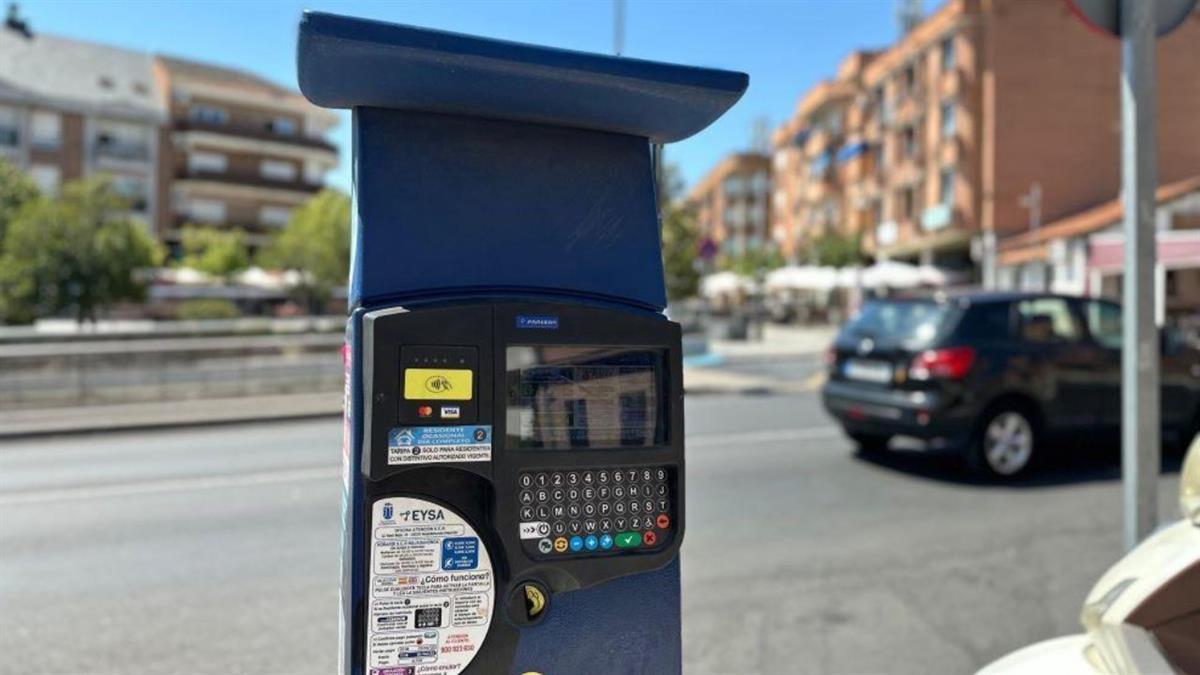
xmin=684 ymin=152 xmax=771 ymax=261
xmin=0 ymin=11 xmax=339 ymax=259
xmin=157 ymin=56 xmax=339 ymax=256
xmin=770 ymin=0 xmax=1200 ymax=281
xmin=0 ymin=17 xmax=164 ymax=226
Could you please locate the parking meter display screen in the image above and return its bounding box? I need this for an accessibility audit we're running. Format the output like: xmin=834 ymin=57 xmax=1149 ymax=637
xmin=506 ymin=346 xmax=666 ymax=449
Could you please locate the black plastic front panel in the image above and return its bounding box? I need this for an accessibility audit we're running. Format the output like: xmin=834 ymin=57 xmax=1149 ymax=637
xmin=363 ymin=301 xmax=685 ymax=598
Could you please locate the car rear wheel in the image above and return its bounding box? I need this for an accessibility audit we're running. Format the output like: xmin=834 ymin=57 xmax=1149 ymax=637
xmin=969 ymin=407 xmax=1038 ymax=478
xmin=847 ymin=431 xmax=890 ymax=454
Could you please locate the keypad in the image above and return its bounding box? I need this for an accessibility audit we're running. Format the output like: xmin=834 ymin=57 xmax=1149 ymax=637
xmin=518 ymin=466 xmax=674 ymax=558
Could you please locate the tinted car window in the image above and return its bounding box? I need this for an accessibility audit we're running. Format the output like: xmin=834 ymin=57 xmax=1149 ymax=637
xmin=1085 ymin=301 xmax=1122 ymax=349
xmin=955 ymin=302 xmax=1012 ymax=341
xmin=841 ymin=300 xmax=955 ymax=348
xmin=1015 ymin=298 xmax=1080 ymax=343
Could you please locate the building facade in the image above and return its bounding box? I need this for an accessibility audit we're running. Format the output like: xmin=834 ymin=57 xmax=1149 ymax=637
xmin=684 ymin=152 xmax=771 ymax=261
xmin=0 ymin=18 xmax=165 ymax=227
xmin=0 ymin=12 xmax=339 ymax=259
xmin=157 ymin=56 xmax=339 ymax=256
xmin=770 ymin=0 xmax=1200 ymax=279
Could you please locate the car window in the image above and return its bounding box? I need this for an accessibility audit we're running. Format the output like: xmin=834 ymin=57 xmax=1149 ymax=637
xmin=1015 ymin=298 xmax=1080 ymax=343
xmin=1084 ymin=301 xmax=1122 ymax=349
xmin=841 ymin=299 xmax=955 ymax=348
xmin=956 ymin=302 xmax=1012 ymax=341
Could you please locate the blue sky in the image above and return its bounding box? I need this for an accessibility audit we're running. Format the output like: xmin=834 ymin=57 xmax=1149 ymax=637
xmin=22 ymin=0 xmax=937 ymax=192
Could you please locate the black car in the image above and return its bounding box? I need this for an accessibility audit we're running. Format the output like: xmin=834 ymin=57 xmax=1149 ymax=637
xmin=821 ymin=291 xmax=1200 ymax=478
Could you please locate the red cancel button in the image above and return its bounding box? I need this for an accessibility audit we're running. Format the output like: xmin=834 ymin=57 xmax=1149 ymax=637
xmin=642 ymin=530 xmax=658 ymax=546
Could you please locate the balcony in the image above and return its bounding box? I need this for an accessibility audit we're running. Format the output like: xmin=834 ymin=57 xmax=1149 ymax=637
xmin=175 ymin=118 xmax=336 ymax=152
xmin=95 ymin=139 xmax=150 ymax=162
xmin=176 ymin=167 xmax=323 ymax=194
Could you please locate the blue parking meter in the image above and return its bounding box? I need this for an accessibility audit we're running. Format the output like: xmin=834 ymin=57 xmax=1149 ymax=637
xmin=298 ymin=12 xmax=746 ymax=674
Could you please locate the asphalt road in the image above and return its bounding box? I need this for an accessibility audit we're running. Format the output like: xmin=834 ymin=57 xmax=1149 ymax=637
xmin=0 ymin=391 xmax=1183 ymax=675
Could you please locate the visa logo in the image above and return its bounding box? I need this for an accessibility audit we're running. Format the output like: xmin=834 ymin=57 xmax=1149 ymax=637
xmin=516 ymin=314 xmax=559 ymax=329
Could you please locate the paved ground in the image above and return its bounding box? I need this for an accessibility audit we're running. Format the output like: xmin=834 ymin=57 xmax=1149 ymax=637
xmin=0 ymin=392 xmax=1183 ymax=675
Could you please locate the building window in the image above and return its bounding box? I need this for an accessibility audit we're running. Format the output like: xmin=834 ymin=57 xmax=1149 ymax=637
xmin=0 ymin=105 xmax=18 ymax=147
xmin=941 ymin=101 xmax=956 ymax=139
xmin=902 ymin=126 xmax=917 ymax=158
xmin=903 ymin=64 xmax=916 ymax=94
xmin=269 ymin=117 xmax=296 ymax=136
xmin=260 ymin=205 xmax=292 ymax=227
xmin=189 ymin=151 xmax=227 ymax=173
xmin=941 ymin=37 xmax=955 ymax=71
xmin=188 ymin=198 xmax=226 ymax=224
xmin=95 ymin=120 xmax=149 ymax=160
xmin=939 ymin=168 xmax=955 ymax=206
xmin=190 ymin=105 xmax=228 ymax=125
xmin=303 ymin=160 xmax=326 ymax=185
xmin=29 ymin=165 xmax=60 ymax=194
xmin=901 ymin=186 xmax=916 ymax=220
xmin=31 ymin=111 xmax=61 ymax=149
xmin=260 ymin=159 xmax=296 ymax=182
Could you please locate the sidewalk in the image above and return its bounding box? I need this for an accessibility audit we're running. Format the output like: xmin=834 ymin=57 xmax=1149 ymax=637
xmin=707 ymin=323 xmax=836 ymax=359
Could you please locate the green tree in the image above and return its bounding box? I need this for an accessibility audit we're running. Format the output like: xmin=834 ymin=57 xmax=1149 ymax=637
xmin=721 ymin=245 xmax=785 ymax=277
xmin=0 ymin=158 xmax=39 ymax=252
xmin=662 ymin=205 xmax=701 ymax=301
xmin=809 ymin=232 xmax=864 ymax=267
xmin=259 ymin=189 xmax=350 ymax=314
xmin=179 ymin=225 xmax=249 ymax=283
xmin=0 ymin=176 xmax=162 ymax=324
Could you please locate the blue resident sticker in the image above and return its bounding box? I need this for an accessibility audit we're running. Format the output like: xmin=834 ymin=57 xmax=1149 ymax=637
xmin=441 ymin=537 xmax=480 ymax=570
xmin=516 ymin=314 xmax=559 ymax=329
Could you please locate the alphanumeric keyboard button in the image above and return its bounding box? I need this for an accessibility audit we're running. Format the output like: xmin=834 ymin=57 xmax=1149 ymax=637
xmin=551 ymin=488 xmax=565 ymax=502
xmin=625 ymin=469 xmax=638 ymax=484
xmin=656 ymin=468 xmax=667 ymax=482
xmin=519 ymin=490 xmax=534 ymax=505
xmin=520 ymin=506 xmax=534 ymax=520
xmin=657 ymin=500 xmax=669 ymax=513
xmin=614 ymin=502 xmax=627 ymax=515
xmin=535 ymin=489 xmax=549 ymax=503
xmin=598 ymin=502 xmax=611 ymax=516
xmin=597 ymin=470 xmax=610 ymax=484
xmin=584 ymin=518 xmax=597 ymax=532
xmin=567 ymin=504 xmax=581 ymax=518
xmin=614 ymin=517 xmax=628 ymax=530
xmin=520 ymin=474 xmax=534 ymax=488
xmin=641 ymin=468 xmax=653 ymax=482
xmin=613 ymin=485 xmax=626 ymax=499
xmin=657 ymin=483 xmax=668 ymax=496
xmin=583 ymin=487 xmax=595 ymax=501
xmin=569 ymin=521 xmax=582 ymax=534
xmin=536 ymin=505 xmax=550 ymax=520
xmin=629 ymin=500 xmax=641 ymax=514
xmin=583 ymin=503 xmax=596 ymax=517
xmin=551 ymin=473 xmax=564 ymax=487
xmin=553 ymin=521 xmax=566 ymax=535
xmin=567 ymin=488 xmax=580 ymax=502
xmin=582 ymin=471 xmax=595 ymax=485
xmin=566 ymin=472 xmax=580 ymax=486
xmin=600 ymin=518 xmax=612 ymax=531
xmin=552 ymin=504 xmax=566 ymax=519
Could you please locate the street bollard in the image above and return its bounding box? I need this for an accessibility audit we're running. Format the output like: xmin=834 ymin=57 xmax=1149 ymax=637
xmin=296 ymin=12 xmax=747 ymax=675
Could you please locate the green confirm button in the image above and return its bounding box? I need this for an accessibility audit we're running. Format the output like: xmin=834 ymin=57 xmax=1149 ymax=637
xmin=615 ymin=532 xmax=641 ymax=549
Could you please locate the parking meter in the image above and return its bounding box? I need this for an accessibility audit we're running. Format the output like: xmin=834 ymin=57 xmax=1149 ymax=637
xmin=298 ymin=12 xmax=746 ymax=674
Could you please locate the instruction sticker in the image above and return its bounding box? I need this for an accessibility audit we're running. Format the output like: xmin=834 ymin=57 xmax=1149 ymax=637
xmin=368 ymin=497 xmax=493 ymax=675
xmin=388 ymin=426 xmax=492 ymax=465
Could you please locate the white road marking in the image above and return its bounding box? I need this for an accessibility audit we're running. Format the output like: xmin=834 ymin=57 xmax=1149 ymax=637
xmin=0 ymin=465 xmax=339 ymax=506
xmin=689 ymin=426 xmax=839 ymax=447
xmin=0 ymin=426 xmax=840 ymax=506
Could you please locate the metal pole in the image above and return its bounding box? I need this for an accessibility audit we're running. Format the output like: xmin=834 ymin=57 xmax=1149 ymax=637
xmin=1120 ymin=0 xmax=1159 ymax=550
xmin=613 ymin=0 xmax=625 ymax=57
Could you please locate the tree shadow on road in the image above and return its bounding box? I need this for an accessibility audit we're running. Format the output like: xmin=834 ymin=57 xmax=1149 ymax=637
xmin=850 ymin=438 xmax=1186 ymax=488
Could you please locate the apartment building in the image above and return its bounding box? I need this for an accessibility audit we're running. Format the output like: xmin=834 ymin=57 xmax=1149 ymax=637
xmin=771 ymin=0 xmax=1200 ymax=280
xmin=770 ymin=50 xmax=877 ymax=260
xmin=684 ymin=152 xmax=771 ymax=260
xmin=157 ymin=56 xmax=339 ymax=256
xmin=0 ymin=16 xmax=164 ymax=225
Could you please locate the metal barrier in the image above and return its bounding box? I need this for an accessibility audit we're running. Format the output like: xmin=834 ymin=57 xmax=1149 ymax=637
xmin=0 ymin=332 xmax=344 ymax=410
